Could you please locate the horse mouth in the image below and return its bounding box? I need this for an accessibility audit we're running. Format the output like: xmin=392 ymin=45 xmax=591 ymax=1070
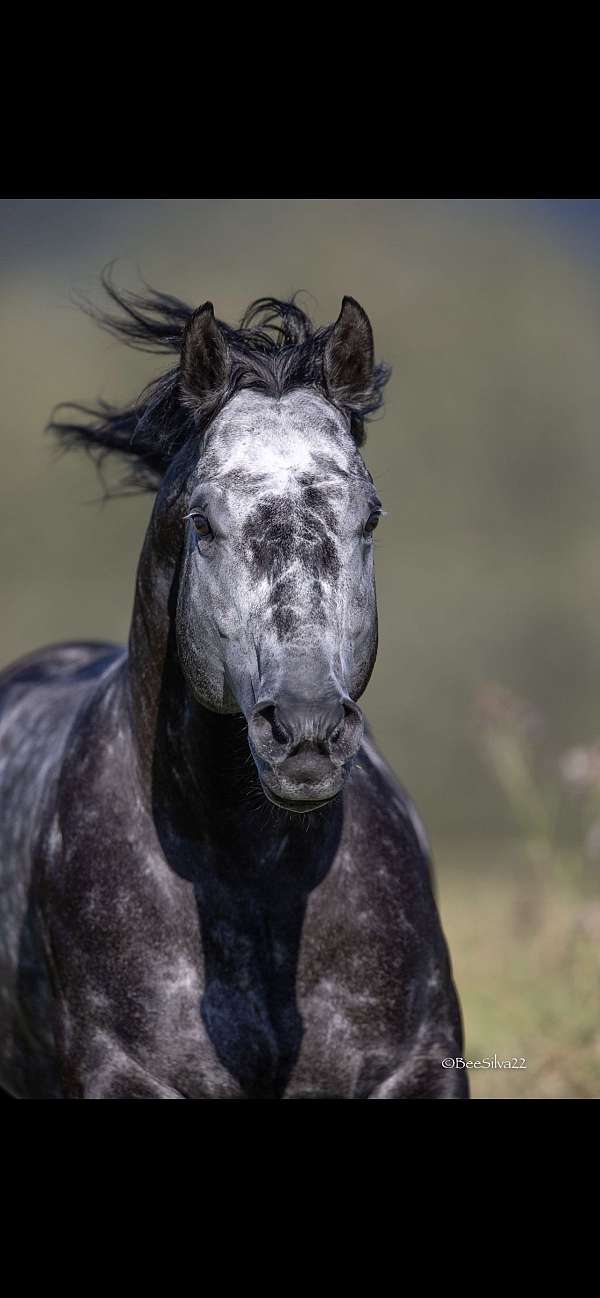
xmin=260 ymin=785 xmax=338 ymax=814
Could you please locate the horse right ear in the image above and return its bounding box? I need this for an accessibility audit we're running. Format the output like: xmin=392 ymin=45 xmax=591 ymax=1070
xmin=180 ymin=302 xmax=229 ymax=403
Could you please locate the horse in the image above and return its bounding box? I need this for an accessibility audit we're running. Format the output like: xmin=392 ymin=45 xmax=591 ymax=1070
xmin=0 ymin=281 xmax=468 ymax=1099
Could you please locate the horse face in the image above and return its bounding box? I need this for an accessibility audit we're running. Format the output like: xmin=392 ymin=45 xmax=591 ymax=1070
xmin=175 ymin=388 xmax=382 ymax=812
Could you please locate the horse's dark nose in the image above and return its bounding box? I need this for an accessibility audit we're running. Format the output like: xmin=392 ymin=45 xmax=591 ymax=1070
xmin=248 ymin=694 xmax=364 ymax=768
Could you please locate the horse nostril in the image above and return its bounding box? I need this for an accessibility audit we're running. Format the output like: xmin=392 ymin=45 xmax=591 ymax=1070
xmin=248 ymin=700 xmax=293 ymax=764
xmin=327 ymin=699 xmax=364 ymax=761
xmin=326 ymin=706 xmax=346 ymax=745
xmin=255 ymin=703 xmax=290 ymax=746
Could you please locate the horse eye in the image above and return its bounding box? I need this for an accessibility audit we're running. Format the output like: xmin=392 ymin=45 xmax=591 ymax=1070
xmin=185 ymin=513 xmax=213 ymax=539
xmin=364 ymin=512 xmax=381 ymax=537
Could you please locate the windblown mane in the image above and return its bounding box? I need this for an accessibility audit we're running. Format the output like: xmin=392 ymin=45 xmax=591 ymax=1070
xmin=49 ymin=269 xmax=391 ymax=494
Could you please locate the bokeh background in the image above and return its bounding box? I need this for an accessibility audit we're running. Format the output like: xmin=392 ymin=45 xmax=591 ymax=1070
xmin=2 ymin=198 xmax=600 ymax=1097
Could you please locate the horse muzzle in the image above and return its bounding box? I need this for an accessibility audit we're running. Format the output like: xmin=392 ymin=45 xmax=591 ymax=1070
xmin=247 ymin=691 xmax=364 ymax=813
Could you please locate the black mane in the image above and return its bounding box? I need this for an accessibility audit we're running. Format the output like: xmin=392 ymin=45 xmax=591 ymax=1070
xmin=48 ymin=270 xmax=391 ymax=494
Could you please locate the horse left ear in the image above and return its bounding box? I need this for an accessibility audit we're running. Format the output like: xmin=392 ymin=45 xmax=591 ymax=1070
xmin=180 ymin=302 xmax=229 ymax=403
xmin=323 ymin=296 xmax=374 ymax=403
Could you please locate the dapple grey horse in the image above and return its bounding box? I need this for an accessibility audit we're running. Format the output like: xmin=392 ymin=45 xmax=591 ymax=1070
xmin=0 ymin=285 xmax=467 ymax=1098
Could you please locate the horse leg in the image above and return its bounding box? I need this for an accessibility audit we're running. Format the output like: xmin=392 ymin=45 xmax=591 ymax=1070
xmin=368 ymin=1053 xmax=470 ymax=1099
xmin=56 ymin=1040 xmax=186 ymax=1099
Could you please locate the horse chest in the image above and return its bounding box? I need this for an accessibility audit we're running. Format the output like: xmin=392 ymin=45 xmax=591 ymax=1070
xmin=171 ymin=971 xmax=388 ymax=1100
xmin=159 ymin=912 xmax=401 ymax=1100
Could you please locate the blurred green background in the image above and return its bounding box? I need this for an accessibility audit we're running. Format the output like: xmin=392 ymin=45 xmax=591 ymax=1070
xmin=2 ymin=198 xmax=600 ymax=1097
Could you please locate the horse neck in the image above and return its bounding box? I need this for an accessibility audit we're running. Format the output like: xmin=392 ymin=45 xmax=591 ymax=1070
xmin=125 ymin=517 xmax=342 ymax=873
xmin=126 ymin=517 xmax=174 ymax=788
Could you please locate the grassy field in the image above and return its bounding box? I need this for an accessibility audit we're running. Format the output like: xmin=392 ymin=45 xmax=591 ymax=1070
xmin=436 ymin=842 xmax=600 ymax=1099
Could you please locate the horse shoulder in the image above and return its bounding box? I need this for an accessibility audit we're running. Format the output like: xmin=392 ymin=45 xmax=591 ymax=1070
xmin=342 ymin=734 xmax=435 ymax=884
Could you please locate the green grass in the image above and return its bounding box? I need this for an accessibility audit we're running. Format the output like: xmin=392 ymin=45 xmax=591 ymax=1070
xmin=436 ymin=841 xmax=600 ymax=1098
